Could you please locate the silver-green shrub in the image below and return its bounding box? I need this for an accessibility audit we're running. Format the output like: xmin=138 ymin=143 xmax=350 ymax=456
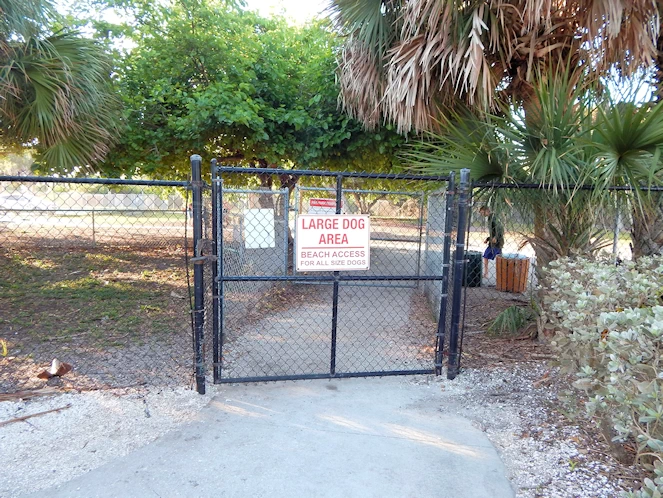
xmin=543 ymin=256 xmax=663 ymax=496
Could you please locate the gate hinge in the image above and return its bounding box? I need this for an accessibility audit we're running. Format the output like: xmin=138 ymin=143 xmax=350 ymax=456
xmin=192 ymin=238 xmax=216 ymax=264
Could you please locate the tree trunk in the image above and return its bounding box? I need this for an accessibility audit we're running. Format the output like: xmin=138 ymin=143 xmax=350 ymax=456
xmin=256 ymin=159 xmax=274 ymax=209
xmin=630 ymin=193 xmax=663 ymax=258
xmin=531 ymin=200 xmax=557 ymax=272
xmin=279 ymin=174 xmax=298 ymax=270
xmin=655 ymin=15 xmax=663 ymax=102
xmin=351 ymin=192 xmax=369 ymax=213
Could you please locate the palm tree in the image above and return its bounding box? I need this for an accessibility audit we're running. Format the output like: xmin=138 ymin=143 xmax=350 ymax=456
xmin=330 ymin=0 xmax=660 ymax=134
xmin=0 ymin=0 xmax=120 ymax=172
xmin=403 ymin=73 xmax=663 ymax=261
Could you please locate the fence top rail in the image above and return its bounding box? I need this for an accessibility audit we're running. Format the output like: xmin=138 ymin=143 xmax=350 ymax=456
xmin=0 ymin=175 xmax=190 ymax=188
xmin=296 ymin=186 xmax=425 ymax=197
xmin=222 ymin=187 xmax=289 ymax=195
xmin=214 ymin=165 xmax=450 ymax=182
xmin=472 ymin=181 xmax=663 ymax=192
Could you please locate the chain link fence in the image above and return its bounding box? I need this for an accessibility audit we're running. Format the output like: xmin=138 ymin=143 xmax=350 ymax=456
xmin=209 ymin=166 xmax=454 ymax=383
xmin=7 ymin=168 xmax=647 ymax=393
xmin=0 ymin=176 xmax=197 ymax=393
xmin=461 ymin=185 xmax=659 ymax=335
xmin=0 ymin=179 xmax=190 ymax=248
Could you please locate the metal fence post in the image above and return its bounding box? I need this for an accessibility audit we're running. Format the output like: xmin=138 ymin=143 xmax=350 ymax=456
xmin=191 ymin=154 xmax=206 ymax=394
xmin=211 ymin=158 xmax=221 ymax=383
xmin=415 ymin=192 xmax=426 ymax=280
xmin=612 ymin=196 xmax=621 ymax=263
xmin=447 ymin=169 xmax=470 ymax=380
xmin=435 ymin=172 xmax=455 ymax=375
xmin=283 ymin=188 xmax=290 ymax=275
xmin=329 ymin=174 xmax=343 ymax=376
xmin=458 ymin=183 xmax=474 ymax=370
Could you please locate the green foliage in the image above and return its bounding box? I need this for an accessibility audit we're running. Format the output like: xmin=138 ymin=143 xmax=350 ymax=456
xmin=592 ymin=101 xmax=663 ymax=207
xmin=487 ymin=304 xmax=537 ymax=336
xmin=0 ymin=0 xmax=122 ymax=172
xmin=403 ymin=70 xmax=663 ymax=261
xmin=543 ymin=256 xmax=663 ymax=487
xmin=624 ymin=460 xmax=663 ymax=497
xmin=400 ymin=105 xmax=505 ymax=181
xmin=88 ymin=0 xmax=404 ymax=179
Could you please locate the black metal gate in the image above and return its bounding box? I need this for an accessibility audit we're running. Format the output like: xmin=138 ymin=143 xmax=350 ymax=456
xmin=189 ymin=155 xmax=470 ymax=391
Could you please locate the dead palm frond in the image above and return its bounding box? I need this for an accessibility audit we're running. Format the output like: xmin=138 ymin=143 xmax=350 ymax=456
xmin=330 ymin=0 xmax=661 ymax=133
xmin=338 ymin=38 xmax=385 ymax=129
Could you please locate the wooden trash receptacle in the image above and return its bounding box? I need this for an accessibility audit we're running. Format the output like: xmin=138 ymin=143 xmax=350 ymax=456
xmin=496 ymin=254 xmax=530 ymax=293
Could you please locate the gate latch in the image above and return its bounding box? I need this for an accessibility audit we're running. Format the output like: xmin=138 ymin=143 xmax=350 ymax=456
xmin=192 ymin=239 xmax=216 ymax=264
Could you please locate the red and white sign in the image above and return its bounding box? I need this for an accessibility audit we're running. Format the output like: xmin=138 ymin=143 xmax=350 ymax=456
xmin=296 ymin=214 xmax=370 ymax=272
xmin=309 ymin=198 xmax=341 ymax=215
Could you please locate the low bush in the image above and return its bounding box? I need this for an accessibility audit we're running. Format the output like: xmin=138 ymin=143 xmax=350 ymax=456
xmin=488 ymin=304 xmax=537 ymax=336
xmin=542 ymin=256 xmax=663 ymax=497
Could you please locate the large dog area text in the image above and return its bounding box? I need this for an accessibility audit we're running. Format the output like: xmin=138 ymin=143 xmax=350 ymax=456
xmin=296 ymin=214 xmax=371 ymax=272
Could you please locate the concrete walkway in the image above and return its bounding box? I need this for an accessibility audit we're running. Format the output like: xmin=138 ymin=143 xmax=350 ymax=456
xmin=25 ymin=377 xmax=514 ymax=498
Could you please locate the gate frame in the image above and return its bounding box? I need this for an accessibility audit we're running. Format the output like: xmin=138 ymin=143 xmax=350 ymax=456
xmin=191 ymin=157 xmax=470 ymax=390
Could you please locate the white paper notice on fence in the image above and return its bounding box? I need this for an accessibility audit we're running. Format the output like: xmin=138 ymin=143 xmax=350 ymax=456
xmin=243 ymin=209 xmax=275 ymax=249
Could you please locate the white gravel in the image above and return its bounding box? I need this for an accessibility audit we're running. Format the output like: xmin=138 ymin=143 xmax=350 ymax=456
xmin=0 ymin=387 xmax=208 ymax=497
xmin=0 ymin=363 xmax=636 ymax=497
xmin=430 ymin=363 xmax=632 ymax=497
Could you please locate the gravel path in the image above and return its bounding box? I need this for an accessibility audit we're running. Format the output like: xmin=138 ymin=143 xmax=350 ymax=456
xmin=434 ymin=364 xmax=635 ymax=497
xmin=0 ymin=387 xmax=208 ymax=498
xmin=0 ymin=363 xmax=642 ymax=497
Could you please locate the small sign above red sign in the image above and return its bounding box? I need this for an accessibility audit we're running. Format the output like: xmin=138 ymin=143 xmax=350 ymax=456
xmin=310 ymin=198 xmax=337 ymax=208
xmin=308 ymin=198 xmax=341 ymax=215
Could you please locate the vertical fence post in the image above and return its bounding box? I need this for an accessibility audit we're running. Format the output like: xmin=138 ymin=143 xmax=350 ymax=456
xmin=415 ymin=192 xmax=426 ymax=280
xmin=191 ymin=154 xmax=206 ymax=394
xmin=283 ymin=189 xmax=290 ymax=275
xmin=458 ymin=184 xmax=473 ymax=371
xmin=612 ymin=196 xmax=621 ymax=263
xmin=447 ymin=169 xmax=470 ymax=380
xmin=211 ymin=158 xmax=222 ymax=383
xmin=330 ymin=174 xmax=343 ymax=376
xmin=435 ymin=172 xmax=455 ymax=375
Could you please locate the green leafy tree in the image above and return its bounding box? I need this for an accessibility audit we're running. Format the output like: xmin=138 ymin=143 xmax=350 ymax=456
xmin=96 ymin=0 xmax=405 ymax=181
xmin=0 ymin=0 xmax=121 ymax=172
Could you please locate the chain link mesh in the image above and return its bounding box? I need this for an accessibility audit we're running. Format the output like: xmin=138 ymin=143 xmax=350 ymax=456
xmin=213 ymin=174 xmax=453 ymax=381
xmin=462 ymin=186 xmax=644 ymax=335
xmin=0 ymin=179 xmax=196 ymax=393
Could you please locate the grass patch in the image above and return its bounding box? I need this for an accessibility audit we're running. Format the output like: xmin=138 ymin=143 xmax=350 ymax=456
xmin=41 ymin=277 xmax=150 ymax=300
xmin=0 ymin=247 xmax=190 ymax=351
xmin=488 ymin=305 xmax=537 ymax=336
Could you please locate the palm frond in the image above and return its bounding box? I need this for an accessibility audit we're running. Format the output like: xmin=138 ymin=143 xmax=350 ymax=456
xmin=333 ymin=0 xmax=661 ymax=133
xmin=400 ymin=105 xmax=506 ymax=179
xmin=328 ymin=0 xmax=401 ymax=59
xmin=592 ymin=98 xmax=663 ymax=212
xmin=337 ymin=38 xmax=385 ymax=129
xmin=488 ymin=304 xmax=536 ymax=336
xmin=0 ymin=0 xmax=53 ymax=39
xmin=0 ymin=31 xmax=122 ymax=170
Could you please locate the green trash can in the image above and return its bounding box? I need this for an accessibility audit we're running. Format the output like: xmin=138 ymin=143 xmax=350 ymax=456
xmin=464 ymin=251 xmax=482 ymax=287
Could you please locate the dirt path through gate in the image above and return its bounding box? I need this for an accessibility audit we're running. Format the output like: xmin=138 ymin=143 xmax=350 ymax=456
xmin=219 ymin=242 xmax=438 ymax=381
